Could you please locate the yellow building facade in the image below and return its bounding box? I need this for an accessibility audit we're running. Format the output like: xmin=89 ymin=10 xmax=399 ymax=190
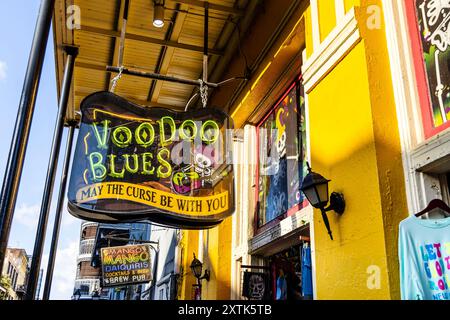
xmin=179 ymin=0 xmax=413 ymax=300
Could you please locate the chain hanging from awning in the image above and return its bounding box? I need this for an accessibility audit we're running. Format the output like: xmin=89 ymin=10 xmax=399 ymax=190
xmin=106 ymin=0 xmax=248 ymax=109
xmin=110 ymin=0 xmax=129 ymax=93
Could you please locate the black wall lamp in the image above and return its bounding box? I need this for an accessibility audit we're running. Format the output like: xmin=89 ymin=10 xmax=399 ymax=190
xmin=190 ymin=253 xmax=210 ymax=285
xmin=300 ymin=163 xmax=345 ymax=240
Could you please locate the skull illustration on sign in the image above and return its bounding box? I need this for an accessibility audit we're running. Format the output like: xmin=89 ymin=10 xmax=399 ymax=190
xmin=248 ymin=274 xmax=265 ymax=299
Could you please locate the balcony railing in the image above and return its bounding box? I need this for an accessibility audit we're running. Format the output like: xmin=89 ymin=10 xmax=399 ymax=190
xmin=79 ymin=239 xmax=95 ymax=256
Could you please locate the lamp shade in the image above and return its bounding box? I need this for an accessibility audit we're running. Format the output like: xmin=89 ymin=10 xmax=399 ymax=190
xmin=153 ymin=3 xmax=165 ymax=28
xmin=190 ymin=255 xmax=203 ymax=279
xmin=300 ymin=171 xmax=330 ymax=208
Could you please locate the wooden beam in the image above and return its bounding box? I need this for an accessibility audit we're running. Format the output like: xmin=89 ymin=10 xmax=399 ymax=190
xmin=80 ymin=25 xmax=223 ymax=56
xmin=75 ymin=61 xmax=106 ymax=71
xmin=106 ymin=0 xmax=126 ymax=91
xmin=74 ymin=90 xmax=184 ymax=110
xmin=170 ymin=0 xmax=244 ymax=16
xmin=150 ymin=4 xmax=189 ymax=104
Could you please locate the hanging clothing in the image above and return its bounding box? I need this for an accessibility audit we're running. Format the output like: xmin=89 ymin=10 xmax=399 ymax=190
xmin=301 ymin=244 xmax=313 ymax=299
xmin=399 ymin=215 xmax=450 ymax=300
xmin=275 ymin=274 xmax=287 ymax=300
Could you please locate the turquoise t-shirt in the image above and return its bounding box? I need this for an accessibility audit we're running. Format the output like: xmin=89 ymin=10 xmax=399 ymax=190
xmin=399 ymin=215 xmax=450 ymax=300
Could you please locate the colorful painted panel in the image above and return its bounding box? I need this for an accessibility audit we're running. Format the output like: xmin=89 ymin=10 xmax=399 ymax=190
xmin=257 ymin=82 xmax=307 ymax=227
xmin=415 ymin=0 xmax=450 ymax=128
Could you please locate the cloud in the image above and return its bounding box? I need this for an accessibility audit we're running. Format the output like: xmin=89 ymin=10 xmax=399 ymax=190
xmin=41 ymin=240 xmax=79 ymax=300
xmin=0 ymin=60 xmax=7 ymax=81
xmin=61 ymin=200 xmax=78 ymax=227
xmin=15 ymin=203 xmax=40 ymax=229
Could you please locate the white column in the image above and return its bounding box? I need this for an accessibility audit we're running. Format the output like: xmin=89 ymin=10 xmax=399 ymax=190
xmin=310 ymin=0 xmax=321 ymax=51
xmin=335 ymin=0 xmax=346 ymax=22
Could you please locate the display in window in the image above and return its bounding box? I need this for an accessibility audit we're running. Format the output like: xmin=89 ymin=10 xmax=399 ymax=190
xmin=257 ymin=82 xmax=307 ymax=227
xmin=415 ymin=0 xmax=450 ymax=128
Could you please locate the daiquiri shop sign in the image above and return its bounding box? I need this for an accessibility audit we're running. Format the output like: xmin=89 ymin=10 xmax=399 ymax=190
xmin=101 ymin=244 xmax=152 ymax=287
xmin=67 ymin=92 xmax=235 ymax=228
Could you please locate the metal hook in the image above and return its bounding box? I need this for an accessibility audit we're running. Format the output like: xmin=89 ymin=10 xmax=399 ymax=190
xmin=110 ymin=65 xmax=124 ymax=93
xmin=199 ymin=79 xmax=208 ymax=108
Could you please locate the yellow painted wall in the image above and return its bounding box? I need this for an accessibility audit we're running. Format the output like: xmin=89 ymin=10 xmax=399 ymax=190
xmin=345 ymin=0 xmax=361 ymax=12
xmin=179 ymin=229 xmax=199 ymax=300
xmin=306 ymin=1 xmax=408 ymax=299
xmin=200 ymin=216 xmax=232 ymax=300
xmin=358 ymin=0 xmax=409 ymax=300
xmin=217 ymin=216 xmax=232 ymax=299
xmin=317 ymin=0 xmax=336 ymax=41
xmin=179 ymin=216 xmax=232 ymax=300
xmin=304 ymin=7 xmax=314 ymax=58
xmin=180 ymin=0 xmax=408 ymax=301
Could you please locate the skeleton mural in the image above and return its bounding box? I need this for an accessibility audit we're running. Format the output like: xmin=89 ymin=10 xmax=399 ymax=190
xmin=416 ymin=0 xmax=450 ymax=126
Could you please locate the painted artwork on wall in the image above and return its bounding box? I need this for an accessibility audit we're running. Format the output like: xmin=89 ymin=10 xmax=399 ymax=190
xmin=257 ymin=81 xmax=307 ymax=227
xmin=414 ymin=0 xmax=450 ymax=132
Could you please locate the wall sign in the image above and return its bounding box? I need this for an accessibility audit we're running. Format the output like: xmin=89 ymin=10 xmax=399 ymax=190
xmin=416 ymin=0 xmax=450 ymax=127
xmin=242 ymin=272 xmax=269 ymax=300
xmin=100 ymin=244 xmax=152 ymax=287
xmin=68 ymin=92 xmax=235 ymax=229
xmin=406 ymin=0 xmax=450 ymax=137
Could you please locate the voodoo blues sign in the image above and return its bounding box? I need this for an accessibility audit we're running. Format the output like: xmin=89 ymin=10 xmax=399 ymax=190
xmin=67 ymin=92 xmax=235 ymax=228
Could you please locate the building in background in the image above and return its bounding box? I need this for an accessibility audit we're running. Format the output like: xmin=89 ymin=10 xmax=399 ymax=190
xmin=72 ymin=221 xmax=151 ymax=300
xmin=141 ymin=226 xmax=181 ymax=300
xmin=1 ymin=248 xmax=29 ymax=300
xmin=73 ymin=222 xmax=100 ymax=299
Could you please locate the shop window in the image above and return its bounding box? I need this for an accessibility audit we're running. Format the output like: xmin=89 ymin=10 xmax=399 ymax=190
xmin=256 ymin=80 xmax=308 ymax=228
xmin=406 ymin=0 xmax=450 ymax=138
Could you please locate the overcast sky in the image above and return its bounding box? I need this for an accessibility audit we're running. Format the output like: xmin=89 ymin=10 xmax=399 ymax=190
xmin=0 ymin=0 xmax=80 ymax=300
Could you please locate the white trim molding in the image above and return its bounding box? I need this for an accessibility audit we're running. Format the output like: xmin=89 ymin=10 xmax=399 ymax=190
xmin=301 ymin=60 xmax=317 ymax=298
xmin=411 ymin=128 xmax=450 ymax=174
xmin=335 ymin=0 xmax=346 ymax=22
xmin=302 ymin=7 xmax=361 ymax=94
xmin=310 ymin=0 xmax=321 ymax=51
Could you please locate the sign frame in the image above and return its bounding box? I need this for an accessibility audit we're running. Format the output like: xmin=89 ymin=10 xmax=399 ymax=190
xmin=67 ymin=91 xmax=235 ymax=229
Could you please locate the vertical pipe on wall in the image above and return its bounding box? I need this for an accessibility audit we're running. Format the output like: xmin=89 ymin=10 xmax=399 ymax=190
xmin=26 ymin=46 xmax=78 ymax=300
xmin=0 ymin=0 xmax=56 ymax=277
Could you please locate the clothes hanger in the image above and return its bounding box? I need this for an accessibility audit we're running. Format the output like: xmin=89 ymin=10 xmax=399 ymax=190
xmin=415 ymin=199 xmax=450 ymax=217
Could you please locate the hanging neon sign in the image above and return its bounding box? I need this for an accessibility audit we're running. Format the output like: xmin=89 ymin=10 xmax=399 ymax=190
xmin=67 ymin=92 xmax=235 ymax=229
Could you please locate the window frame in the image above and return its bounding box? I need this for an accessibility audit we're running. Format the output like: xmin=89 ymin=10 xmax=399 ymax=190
xmin=405 ymin=0 xmax=450 ymax=139
xmin=254 ymin=78 xmax=309 ymax=234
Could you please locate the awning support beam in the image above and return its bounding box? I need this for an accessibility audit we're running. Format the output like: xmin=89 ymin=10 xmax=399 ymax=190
xmin=80 ymin=25 xmax=223 ymax=56
xmin=173 ymin=0 xmax=243 ymax=16
xmin=107 ymin=66 xmax=220 ymax=88
xmin=26 ymin=46 xmax=78 ymax=300
xmin=0 ymin=0 xmax=56 ymax=278
xmin=42 ymin=120 xmax=77 ymax=300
